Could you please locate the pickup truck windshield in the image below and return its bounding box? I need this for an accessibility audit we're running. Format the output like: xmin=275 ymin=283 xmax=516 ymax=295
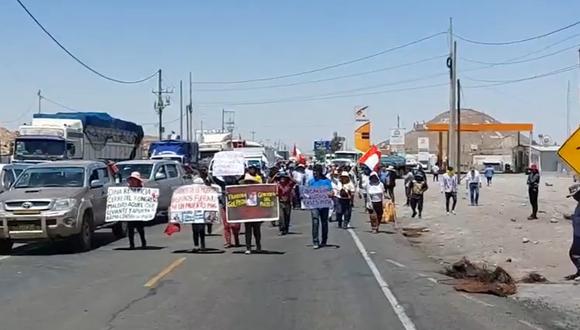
xmin=14 ymin=167 xmax=85 ymax=188
xmin=118 ymin=164 xmax=153 ymax=181
xmin=15 ymin=138 xmax=65 ymax=157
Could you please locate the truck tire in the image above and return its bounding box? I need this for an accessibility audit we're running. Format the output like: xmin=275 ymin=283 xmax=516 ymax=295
xmin=112 ymin=222 xmax=127 ymax=239
xmin=0 ymin=239 xmax=13 ymax=255
xmin=73 ymin=212 xmax=93 ymax=252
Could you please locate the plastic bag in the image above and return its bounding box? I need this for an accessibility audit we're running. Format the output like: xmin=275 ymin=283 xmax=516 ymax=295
xmin=382 ymin=200 xmax=396 ymax=223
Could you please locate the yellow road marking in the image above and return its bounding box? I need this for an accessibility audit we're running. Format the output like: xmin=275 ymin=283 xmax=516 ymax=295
xmin=144 ymin=257 xmax=186 ymax=288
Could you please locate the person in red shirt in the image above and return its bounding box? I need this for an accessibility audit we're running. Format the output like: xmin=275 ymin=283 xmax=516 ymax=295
xmin=276 ymin=171 xmax=296 ymax=235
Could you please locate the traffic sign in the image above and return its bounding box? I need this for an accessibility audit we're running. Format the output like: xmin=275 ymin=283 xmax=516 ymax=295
xmin=314 ymin=140 xmax=331 ymax=151
xmin=558 ymin=126 xmax=580 ymax=174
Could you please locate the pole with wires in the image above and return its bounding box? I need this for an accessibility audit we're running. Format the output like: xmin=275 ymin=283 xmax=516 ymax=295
xmin=457 ymin=78 xmax=461 ymax=182
xmin=153 ymin=69 xmax=172 ymax=140
xmin=37 ymin=89 xmax=42 ymax=114
xmin=188 ymin=72 xmax=194 ymax=142
xmin=447 ymin=18 xmax=457 ymax=170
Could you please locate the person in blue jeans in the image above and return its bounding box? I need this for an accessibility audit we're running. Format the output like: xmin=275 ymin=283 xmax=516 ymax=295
xmin=308 ymin=165 xmax=333 ymax=249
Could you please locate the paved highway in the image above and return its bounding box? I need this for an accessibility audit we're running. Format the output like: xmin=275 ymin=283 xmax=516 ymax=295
xmin=0 ymin=207 xmax=564 ymax=330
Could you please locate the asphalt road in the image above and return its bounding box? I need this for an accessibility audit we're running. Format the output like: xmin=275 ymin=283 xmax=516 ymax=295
xmin=0 ymin=206 xmax=565 ymax=330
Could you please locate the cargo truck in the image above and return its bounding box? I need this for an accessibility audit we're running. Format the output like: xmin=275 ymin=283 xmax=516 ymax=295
xmin=12 ymin=112 xmax=143 ymax=163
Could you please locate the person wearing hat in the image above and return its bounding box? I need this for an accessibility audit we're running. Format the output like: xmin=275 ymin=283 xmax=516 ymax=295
xmin=527 ymin=164 xmax=541 ymax=220
xmin=275 ymin=170 xmax=296 ymax=235
xmin=244 ymin=164 xmax=263 ymax=184
xmin=565 ymin=184 xmax=580 ymax=280
xmin=334 ymin=171 xmax=356 ymax=229
xmin=365 ymin=172 xmax=386 ymax=233
xmin=191 ymin=177 xmax=210 ymax=251
xmin=409 ymin=174 xmax=429 ymax=218
xmin=241 ymin=172 xmax=264 ymax=254
xmin=126 ymin=171 xmax=147 ymax=249
xmin=292 ymin=164 xmax=306 ymax=209
xmin=384 ymin=166 xmax=397 ymax=203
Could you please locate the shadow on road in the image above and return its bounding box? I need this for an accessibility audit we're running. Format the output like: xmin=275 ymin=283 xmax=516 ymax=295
xmin=232 ymin=250 xmax=286 ymax=255
xmin=10 ymin=231 xmax=123 ymax=256
xmin=114 ymin=246 xmax=166 ymax=251
xmin=172 ymin=248 xmax=226 ymax=254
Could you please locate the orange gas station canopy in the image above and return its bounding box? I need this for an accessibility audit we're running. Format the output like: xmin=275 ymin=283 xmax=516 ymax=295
xmin=424 ymin=123 xmax=533 ymax=132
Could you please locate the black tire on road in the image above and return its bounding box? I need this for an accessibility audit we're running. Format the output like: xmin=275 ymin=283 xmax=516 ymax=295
xmin=112 ymin=222 xmax=127 ymax=239
xmin=0 ymin=239 xmax=13 ymax=255
xmin=73 ymin=212 xmax=93 ymax=252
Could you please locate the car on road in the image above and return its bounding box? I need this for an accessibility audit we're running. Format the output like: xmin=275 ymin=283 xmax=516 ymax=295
xmin=115 ymin=159 xmax=191 ymax=213
xmin=0 ymin=163 xmax=33 ymax=193
xmin=0 ymin=160 xmax=126 ymax=254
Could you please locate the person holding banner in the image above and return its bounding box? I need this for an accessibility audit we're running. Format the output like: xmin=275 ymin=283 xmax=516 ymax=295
xmin=216 ymin=175 xmax=242 ymax=249
xmin=308 ymin=165 xmax=333 ymax=249
xmin=242 ymin=173 xmax=264 ymax=254
xmin=276 ymin=171 xmax=296 ymax=235
xmin=126 ymin=172 xmax=147 ymax=249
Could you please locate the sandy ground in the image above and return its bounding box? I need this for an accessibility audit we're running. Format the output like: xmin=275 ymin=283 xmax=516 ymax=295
xmin=394 ymin=172 xmax=580 ymax=322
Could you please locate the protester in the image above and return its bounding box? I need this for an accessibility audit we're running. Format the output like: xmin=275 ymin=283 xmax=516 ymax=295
xmin=305 ymin=164 xmax=314 ymax=183
xmin=329 ymin=170 xmax=340 ymax=222
xmin=385 ymin=166 xmax=397 ymax=202
xmin=213 ymin=175 xmax=241 ymax=249
xmin=413 ymin=164 xmax=426 ymax=180
xmin=245 ymin=164 xmax=263 ymax=183
xmin=465 ymin=167 xmax=482 ymax=206
xmin=409 ymin=174 xmax=428 ymax=218
xmin=292 ymin=164 xmax=306 ymax=208
xmin=308 ymin=165 xmax=333 ymax=249
xmin=403 ymin=170 xmax=414 ymax=206
xmin=334 ymin=171 xmax=356 ymax=229
xmin=276 ymin=171 xmax=295 ymax=235
xmin=191 ymin=177 xmax=209 ymax=251
xmin=483 ymin=164 xmax=495 ymax=186
xmin=126 ymin=172 xmax=147 ymax=249
xmin=365 ymin=172 xmax=385 ymax=233
xmin=199 ymin=166 xmax=214 ymax=235
xmin=527 ymin=164 xmax=540 ymax=220
xmin=565 ymin=184 xmax=580 ymax=281
xmin=359 ymin=167 xmax=370 ymax=210
xmin=241 ymin=173 xmax=263 ymax=254
xmin=432 ymin=164 xmax=440 ymax=182
xmin=441 ymin=167 xmax=458 ymax=215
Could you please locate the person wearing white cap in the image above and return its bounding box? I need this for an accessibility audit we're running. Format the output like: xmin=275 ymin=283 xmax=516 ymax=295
xmin=365 ymin=172 xmax=386 ymax=233
xmin=334 ymin=171 xmax=355 ymax=229
xmin=126 ymin=171 xmax=147 ymax=249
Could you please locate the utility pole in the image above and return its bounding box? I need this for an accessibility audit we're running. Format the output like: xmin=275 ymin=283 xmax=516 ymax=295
xmin=457 ymin=79 xmax=462 ymax=181
xmin=397 ymin=114 xmax=400 ymax=129
xmin=447 ymin=18 xmax=457 ymax=170
xmin=179 ymin=80 xmax=183 ymax=139
xmin=188 ymin=72 xmax=194 ymax=142
xmin=221 ymin=109 xmax=225 ymax=131
xmin=153 ymin=69 xmax=172 ymax=140
xmin=37 ymin=89 xmax=42 ymax=113
xmin=251 ymin=131 xmax=256 ymax=141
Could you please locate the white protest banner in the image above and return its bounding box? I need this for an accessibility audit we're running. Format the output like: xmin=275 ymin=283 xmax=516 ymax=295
xmin=300 ymin=186 xmax=333 ymax=209
xmin=169 ymin=184 xmax=221 ymax=224
xmin=212 ymin=151 xmax=245 ymax=177
xmin=105 ymin=187 xmax=159 ymax=222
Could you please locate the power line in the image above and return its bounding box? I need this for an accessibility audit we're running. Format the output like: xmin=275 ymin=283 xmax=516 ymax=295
xmin=15 ymin=0 xmax=159 ymax=84
xmin=40 ymin=95 xmax=82 ymax=112
xmin=197 ymin=71 xmax=446 ymax=105
xmin=461 ymin=43 xmax=580 ymax=66
xmin=195 ymin=55 xmax=447 ymax=92
xmin=454 ymin=20 xmax=580 ymax=46
xmin=193 ymin=31 xmax=447 ymax=84
xmin=463 ymin=64 xmax=578 ymax=88
xmin=198 ymin=82 xmax=447 ymax=106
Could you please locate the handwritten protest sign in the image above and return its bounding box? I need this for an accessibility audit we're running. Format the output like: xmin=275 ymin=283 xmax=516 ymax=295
xmin=300 ymin=186 xmax=333 ymax=209
xmin=169 ymin=184 xmax=221 ymax=224
xmin=225 ymin=184 xmax=279 ymax=223
xmin=212 ymin=151 xmax=245 ymax=177
xmin=105 ymin=187 xmax=159 ymax=222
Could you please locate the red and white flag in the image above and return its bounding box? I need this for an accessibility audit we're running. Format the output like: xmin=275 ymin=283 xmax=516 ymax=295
xmin=292 ymin=144 xmax=306 ymax=164
xmin=358 ymin=145 xmax=381 ymax=171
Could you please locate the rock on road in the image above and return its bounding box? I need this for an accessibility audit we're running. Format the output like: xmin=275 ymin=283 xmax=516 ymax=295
xmin=0 ymin=208 xmax=562 ymax=330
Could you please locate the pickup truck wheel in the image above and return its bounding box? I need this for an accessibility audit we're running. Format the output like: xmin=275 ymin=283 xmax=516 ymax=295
xmin=112 ymin=222 xmax=127 ymax=239
xmin=0 ymin=239 xmax=13 ymax=255
xmin=73 ymin=212 xmax=93 ymax=252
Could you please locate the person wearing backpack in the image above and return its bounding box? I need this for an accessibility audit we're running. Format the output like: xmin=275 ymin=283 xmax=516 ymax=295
xmin=409 ymin=174 xmax=428 ymax=218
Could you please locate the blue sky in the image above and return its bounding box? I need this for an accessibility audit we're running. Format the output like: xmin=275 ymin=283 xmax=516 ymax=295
xmin=2 ymin=0 xmax=580 ymax=150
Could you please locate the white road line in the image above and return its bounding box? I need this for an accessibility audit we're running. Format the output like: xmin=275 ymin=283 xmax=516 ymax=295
xmin=348 ymin=229 xmax=417 ymax=330
xmin=0 ymin=256 xmax=10 ymax=262
xmin=460 ymin=293 xmax=495 ymax=307
xmin=385 ymin=259 xmax=407 ymax=268
xmin=518 ymin=320 xmax=544 ymax=330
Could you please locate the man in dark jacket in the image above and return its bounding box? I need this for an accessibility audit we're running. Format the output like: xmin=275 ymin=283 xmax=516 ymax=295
xmin=527 ymin=164 xmax=540 ymax=220
xmin=565 ymin=184 xmax=580 ymax=280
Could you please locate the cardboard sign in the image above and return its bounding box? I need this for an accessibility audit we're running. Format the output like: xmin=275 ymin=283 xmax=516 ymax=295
xmin=212 ymin=151 xmax=245 ymax=177
xmin=225 ymin=184 xmax=279 ymax=223
xmin=169 ymin=184 xmax=221 ymax=224
xmin=300 ymin=186 xmax=333 ymax=209
xmin=105 ymin=187 xmax=159 ymax=222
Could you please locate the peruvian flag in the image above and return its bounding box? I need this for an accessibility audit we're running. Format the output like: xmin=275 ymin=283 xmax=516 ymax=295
xmin=292 ymin=144 xmax=306 ymax=164
xmin=359 ymin=145 xmax=382 ymax=171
